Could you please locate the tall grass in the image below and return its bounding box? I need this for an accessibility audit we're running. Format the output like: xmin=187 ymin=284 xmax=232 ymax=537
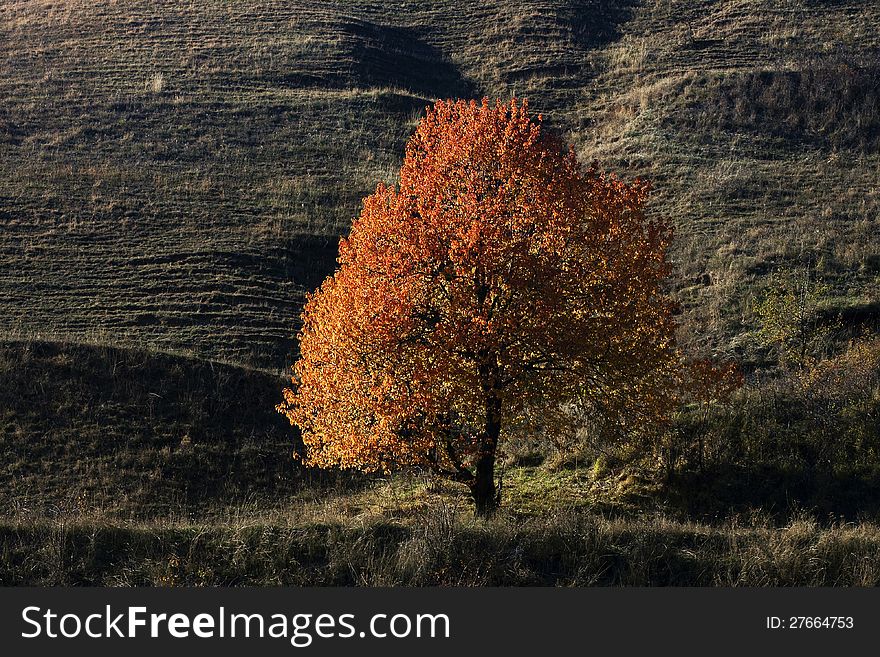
xmin=2 ymin=508 xmax=879 ymax=586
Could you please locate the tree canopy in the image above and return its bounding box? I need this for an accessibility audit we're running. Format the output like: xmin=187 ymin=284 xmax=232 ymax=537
xmin=278 ymin=98 xmax=680 ymax=514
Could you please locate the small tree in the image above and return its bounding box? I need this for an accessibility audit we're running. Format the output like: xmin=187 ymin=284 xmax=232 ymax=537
xmin=278 ymin=98 xmax=680 ymax=515
xmin=754 ymin=268 xmax=835 ymax=370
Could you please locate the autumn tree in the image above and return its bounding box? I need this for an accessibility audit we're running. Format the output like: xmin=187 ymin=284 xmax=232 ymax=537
xmin=278 ymin=98 xmax=680 ymax=515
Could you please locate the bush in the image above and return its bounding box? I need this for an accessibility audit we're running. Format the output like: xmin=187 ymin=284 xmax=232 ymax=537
xmin=668 ymin=336 xmax=880 ymax=518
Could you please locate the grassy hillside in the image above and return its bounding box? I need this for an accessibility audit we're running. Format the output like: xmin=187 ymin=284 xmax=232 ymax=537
xmin=2 ymin=0 xmax=877 ymax=368
xmin=1 ymin=340 xmax=878 ymax=586
xmin=1 ymin=0 xmax=624 ymax=367
xmin=574 ymin=0 xmax=880 ymax=356
xmin=1 ymin=1 xmax=879 ymax=584
xmin=0 ymin=340 xmax=369 ymax=518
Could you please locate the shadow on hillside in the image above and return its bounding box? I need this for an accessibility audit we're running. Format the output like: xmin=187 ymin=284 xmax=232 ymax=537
xmin=564 ymin=0 xmax=638 ymax=49
xmin=340 ymin=19 xmax=477 ymax=99
xmin=0 ymin=340 xmax=371 ymax=519
xmin=664 ymin=465 xmax=880 ymax=524
xmin=279 ymin=18 xmax=476 ymax=100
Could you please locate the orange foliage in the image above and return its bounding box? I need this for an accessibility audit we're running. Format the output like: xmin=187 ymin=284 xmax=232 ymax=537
xmin=278 ymin=98 xmax=680 ymax=512
xmin=680 ymin=358 xmax=744 ymax=408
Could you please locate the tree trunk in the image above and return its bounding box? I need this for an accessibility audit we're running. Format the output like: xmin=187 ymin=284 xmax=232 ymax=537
xmin=470 ymin=391 xmax=501 ymax=517
xmin=470 ymin=452 xmax=498 ymax=517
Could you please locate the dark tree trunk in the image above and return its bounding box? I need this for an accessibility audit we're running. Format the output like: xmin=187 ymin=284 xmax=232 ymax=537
xmin=470 ymin=391 xmax=501 ymax=517
xmin=470 ymin=452 xmax=498 ymax=517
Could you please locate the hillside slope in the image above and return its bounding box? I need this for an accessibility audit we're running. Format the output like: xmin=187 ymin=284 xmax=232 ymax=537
xmin=574 ymin=0 xmax=880 ymax=354
xmin=2 ymin=0 xmax=877 ymax=369
xmin=1 ymin=0 xmax=627 ymax=368
xmin=0 ymin=339 xmax=364 ymax=517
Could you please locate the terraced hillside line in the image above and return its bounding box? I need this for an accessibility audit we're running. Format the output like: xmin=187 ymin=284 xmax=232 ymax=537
xmin=2 ymin=0 xmax=879 ymax=369
xmin=574 ymin=0 xmax=880 ymax=357
xmin=2 ymin=0 xmax=624 ymax=369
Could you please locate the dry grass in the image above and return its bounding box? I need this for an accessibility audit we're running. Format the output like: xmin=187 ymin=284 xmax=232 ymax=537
xmin=2 ymin=0 xmax=877 ymax=367
xmin=3 ymin=506 xmax=880 ymax=586
xmin=2 ymin=0 xmax=879 ymax=585
xmin=573 ymin=0 xmax=880 ymax=357
xmin=1 ymin=338 xmax=879 ymax=585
